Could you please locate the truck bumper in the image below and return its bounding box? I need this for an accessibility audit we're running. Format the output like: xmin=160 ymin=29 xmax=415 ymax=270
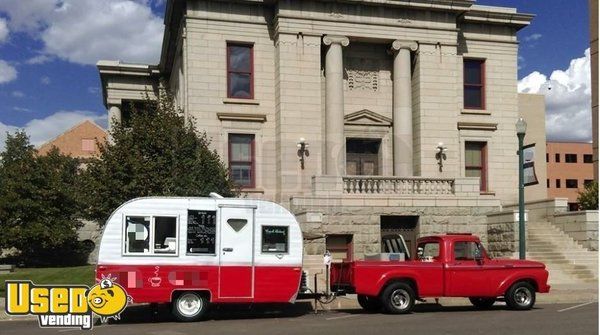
xmin=539 ymin=284 xmax=551 ymax=293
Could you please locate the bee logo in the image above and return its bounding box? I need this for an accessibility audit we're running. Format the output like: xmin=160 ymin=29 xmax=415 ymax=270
xmin=87 ymin=276 xmax=130 ymax=322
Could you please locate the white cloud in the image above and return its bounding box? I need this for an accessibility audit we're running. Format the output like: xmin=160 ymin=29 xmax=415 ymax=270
xmin=13 ymin=106 xmax=30 ymax=112
xmin=25 ymin=54 xmax=53 ymax=65
xmin=0 ymin=60 xmax=17 ymax=84
xmin=518 ymin=49 xmax=592 ymax=142
xmin=0 ymin=110 xmax=107 ymax=151
xmin=11 ymin=90 xmax=24 ymax=98
xmin=40 ymin=76 xmax=51 ymax=85
xmin=0 ymin=0 xmax=163 ymax=65
xmin=0 ymin=18 xmax=8 ymax=43
xmin=524 ymin=33 xmax=542 ymax=42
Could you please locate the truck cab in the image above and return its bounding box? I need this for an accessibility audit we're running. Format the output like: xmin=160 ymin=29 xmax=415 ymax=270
xmin=330 ymin=234 xmax=550 ymax=314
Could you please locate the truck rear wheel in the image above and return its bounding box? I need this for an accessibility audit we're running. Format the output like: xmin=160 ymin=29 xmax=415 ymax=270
xmin=357 ymin=295 xmax=381 ymax=312
xmin=469 ymin=297 xmax=496 ymax=309
xmin=505 ymin=282 xmax=536 ymax=310
xmin=380 ymin=282 xmax=415 ymax=314
xmin=172 ymin=291 xmax=209 ymax=322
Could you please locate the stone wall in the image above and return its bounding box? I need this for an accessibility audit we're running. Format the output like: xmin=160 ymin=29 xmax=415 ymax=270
xmin=486 ymin=209 xmax=527 ymax=258
xmin=552 ymin=211 xmax=599 ymax=251
xmin=292 ymin=195 xmax=500 ymax=258
xmin=504 ymin=198 xmax=568 ymax=222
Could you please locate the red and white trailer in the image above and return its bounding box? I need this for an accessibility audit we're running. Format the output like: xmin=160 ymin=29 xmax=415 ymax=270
xmin=95 ymin=194 xmax=303 ymax=321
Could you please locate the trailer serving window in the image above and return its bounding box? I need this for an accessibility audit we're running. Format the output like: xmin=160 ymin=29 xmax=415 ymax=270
xmin=261 ymin=226 xmax=288 ymax=253
xmin=124 ymin=215 xmax=178 ymax=255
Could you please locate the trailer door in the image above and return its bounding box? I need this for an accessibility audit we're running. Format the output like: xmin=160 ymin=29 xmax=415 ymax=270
xmin=218 ymin=206 xmax=255 ymax=299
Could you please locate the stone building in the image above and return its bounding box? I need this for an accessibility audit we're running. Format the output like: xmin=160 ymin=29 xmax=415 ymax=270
xmin=98 ymin=0 xmax=542 ymax=259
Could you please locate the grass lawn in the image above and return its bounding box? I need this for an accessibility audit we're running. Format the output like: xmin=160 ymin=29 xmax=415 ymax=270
xmin=0 ymin=265 xmax=95 ymax=297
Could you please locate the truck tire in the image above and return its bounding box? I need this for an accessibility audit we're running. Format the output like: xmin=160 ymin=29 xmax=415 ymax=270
xmin=357 ymin=295 xmax=381 ymax=312
xmin=468 ymin=297 xmax=496 ymax=309
xmin=380 ymin=282 xmax=415 ymax=314
xmin=505 ymin=282 xmax=536 ymax=310
xmin=172 ymin=291 xmax=209 ymax=322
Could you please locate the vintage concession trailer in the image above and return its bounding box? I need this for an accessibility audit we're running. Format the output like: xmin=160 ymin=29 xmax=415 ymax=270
xmin=95 ymin=194 xmax=303 ymax=321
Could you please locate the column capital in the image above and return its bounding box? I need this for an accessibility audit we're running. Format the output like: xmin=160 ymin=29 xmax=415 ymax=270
xmin=391 ymin=40 xmax=418 ymax=52
xmin=323 ymin=35 xmax=350 ymax=47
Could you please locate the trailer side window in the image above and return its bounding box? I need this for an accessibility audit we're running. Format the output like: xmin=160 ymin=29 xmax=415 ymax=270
xmin=125 ymin=216 xmax=150 ymax=254
xmin=154 ymin=217 xmax=177 ymax=254
xmin=187 ymin=210 xmax=217 ymax=254
xmin=262 ymin=226 xmax=288 ymax=253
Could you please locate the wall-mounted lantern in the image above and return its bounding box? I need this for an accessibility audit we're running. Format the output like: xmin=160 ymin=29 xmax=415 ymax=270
xmin=435 ymin=142 xmax=447 ymax=172
xmin=297 ymin=138 xmax=310 ymax=169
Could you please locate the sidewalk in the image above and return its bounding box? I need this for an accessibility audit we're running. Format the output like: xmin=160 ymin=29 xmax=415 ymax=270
xmin=1 ymin=283 xmax=597 ymax=321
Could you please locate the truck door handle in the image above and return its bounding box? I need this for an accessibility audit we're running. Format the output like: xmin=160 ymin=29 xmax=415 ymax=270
xmin=222 ymin=248 xmax=233 ymax=252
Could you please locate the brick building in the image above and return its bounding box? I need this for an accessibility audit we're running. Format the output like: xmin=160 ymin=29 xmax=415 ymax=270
xmin=38 ymin=120 xmax=107 ymax=160
xmin=98 ymin=0 xmax=544 ymax=259
xmin=546 ymin=142 xmax=595 ymax=211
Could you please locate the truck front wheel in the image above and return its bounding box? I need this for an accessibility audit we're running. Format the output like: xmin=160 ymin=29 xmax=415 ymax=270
xmin=172 ymin=291 xmax=209 ymax=322
xmin=505 ymin=282 xmax=536 ymax=310
xmin=357 ymin=295 xmax=381 ymax=312
xmin=380 ymin=282 xmax=415 ymax=314
xmin=469 ymin=297 xmax=496 ymax=309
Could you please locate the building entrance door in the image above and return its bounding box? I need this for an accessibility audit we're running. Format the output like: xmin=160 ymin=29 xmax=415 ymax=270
xmin=346 ymin=138 xmax=381 ymax=175
xmin=380 ymin=216 xmax=418 ymax=258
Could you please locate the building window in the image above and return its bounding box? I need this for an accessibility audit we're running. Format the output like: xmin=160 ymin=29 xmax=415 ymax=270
xmin=463 ymin=59 xmax=485 ymax=109
xmin=465 ymin=141 xmax=487 ymax=191
xmin=227 ymin=43 xmax=253 ymax=99
xmin=556 ymin=179 xmax=561 ymax=188
xmin=228 ymin=134 xmax=255 ymax=188
xmin=555 ymin=153 xmax=560 ymax=162
xmin=568 ymin=203 xmax=580 ymax=211
xmin=566 ymin=179 xmax=578 ymax=188
xmin=565 ymin=154 xmax=577 ymax=163
xmin=547 ymin=179 xmax=550 ymax=188
xmin=81 ymin=139 xmax=95 ymax=152
xmin=261 ymin=226 xmax=288 ymax=253
xmin=584 ymin=179 xmax=594 ymax=187
xmin=326 ymin=234 xmax=354 ymax=261
xmin=584 ymin=154 xmax=593 ymax=163
xmin=546 ymin=153 xmax=549 ymax=163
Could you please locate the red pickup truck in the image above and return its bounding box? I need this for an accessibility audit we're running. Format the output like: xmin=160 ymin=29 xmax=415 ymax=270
xmin=330 ymin=234 xmax=550 ymax=314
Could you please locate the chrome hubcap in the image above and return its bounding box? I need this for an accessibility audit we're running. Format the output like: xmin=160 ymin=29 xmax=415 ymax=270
xmin=390 ymin=289 xmax=410 ymax=310
xmin=178 ymin=293 xmax=202 ymax=317
xmin=514 ymin=287 xmax=532 ymax=306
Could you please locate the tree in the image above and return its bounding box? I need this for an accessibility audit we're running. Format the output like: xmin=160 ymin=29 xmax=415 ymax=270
xmin=80 ymin=90 xmax=237 ymax=224
xmin=0 ymin=131 xmax=85 ymax=266
xmin=578 ymin=181 xmax=598 ymax=210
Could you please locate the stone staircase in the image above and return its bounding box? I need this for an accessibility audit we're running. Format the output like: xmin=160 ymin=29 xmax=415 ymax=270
xmin=527 ymin=221 xmax=598 ymax=285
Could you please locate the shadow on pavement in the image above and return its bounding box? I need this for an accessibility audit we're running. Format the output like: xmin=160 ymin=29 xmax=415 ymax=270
xmin=335 ymin=303 xmax=544 ymax=314
xmin=111 ymin=302 xmax=315 ymax=324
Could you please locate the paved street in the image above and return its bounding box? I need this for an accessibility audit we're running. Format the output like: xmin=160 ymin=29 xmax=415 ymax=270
xmin=2 ymin=301 xmax=597 ymax=335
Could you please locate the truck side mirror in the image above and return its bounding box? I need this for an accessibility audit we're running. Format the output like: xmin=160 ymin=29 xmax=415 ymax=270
xmin=474 ymin=247 xmax=484 ymax=263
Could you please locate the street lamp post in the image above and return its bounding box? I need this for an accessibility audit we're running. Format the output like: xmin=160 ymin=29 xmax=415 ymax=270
xmin=516 ymin=117 xmax=527 ymax=260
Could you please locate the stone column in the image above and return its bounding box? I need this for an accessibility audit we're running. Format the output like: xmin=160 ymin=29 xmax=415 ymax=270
xmin=391 ymin=40 xmax=418 ymax=176
xmin=323 ymin=35 xmax=349 ymax=176
xmin=108 ymin=105 xmax=122 ymax=132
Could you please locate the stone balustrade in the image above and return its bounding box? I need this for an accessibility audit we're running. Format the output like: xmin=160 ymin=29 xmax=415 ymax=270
xmin=342 ymin=176 xmax=455 ymax=195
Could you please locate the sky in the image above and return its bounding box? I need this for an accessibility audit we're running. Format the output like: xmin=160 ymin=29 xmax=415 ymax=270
xmin=0 ymin=0 xmax=594 ymax=150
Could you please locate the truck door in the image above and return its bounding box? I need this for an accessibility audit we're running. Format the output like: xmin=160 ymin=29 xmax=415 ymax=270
xmin=445 ymin=241 xmax=491 ymax=297
xmin=218 ymin=206 xmax=255 ymax=299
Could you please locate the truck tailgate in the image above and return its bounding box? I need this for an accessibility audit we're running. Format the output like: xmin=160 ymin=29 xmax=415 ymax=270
xmin=330 ymin=261 xmax=354 ymax=293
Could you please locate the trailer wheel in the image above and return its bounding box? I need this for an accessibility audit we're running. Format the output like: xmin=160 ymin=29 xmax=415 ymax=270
xmin=380 ymin=282 xmax=415 ymax=314
xmin=357 ymin=295 xmax=381 ymax=312
xmin=505 ymin=281 xmax=536 ymax=310
xmin=468 ymin=297 xmax=496 ymax=309
xmin=172 ymin=292 xmax=209 ymax=322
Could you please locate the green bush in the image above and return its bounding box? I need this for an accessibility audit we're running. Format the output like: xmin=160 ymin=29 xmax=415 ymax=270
xmin=578 ymin=181 xmax=599 ymax=210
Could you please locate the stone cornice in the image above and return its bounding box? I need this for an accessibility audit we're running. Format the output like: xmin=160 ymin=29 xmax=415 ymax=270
xmin=217 ymin=113 xmax=267 ymax=123
xmin=323 ymin=35 xmax=350 ymax=47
